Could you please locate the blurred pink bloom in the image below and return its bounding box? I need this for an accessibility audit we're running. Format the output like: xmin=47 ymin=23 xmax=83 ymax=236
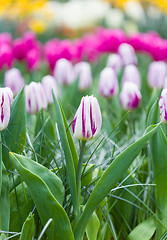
xmin=74 ymin=62 xmax=92 ymax=91
xmin=107 ymin=54 xmax=122 ymax=74
xmin=41 ymin=75 xmax=59 ymax=104
xmin=0 ymin=44 xmax=13 ymax=70
xmin=118 ymin=43 xmax=137 ymax=66
xmin=4 ymin=68 xmax=24 ymax=96
xmin=26 ymin=48 xmax=40 ymax=72
xmin=121 ymin=65 xmax=141 ymax=89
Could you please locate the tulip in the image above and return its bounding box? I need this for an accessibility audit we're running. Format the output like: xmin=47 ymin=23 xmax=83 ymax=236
xmin=25 ymin=82 xmax=47 ymax=114
xmin=54 ymin=58 xmax=75 ymax=85
xmin=41 ymin=75 xmax=59 ymax=104
xmin=4 ymin=68 xmax=24 ymax=96
xmin=26 ymin=48 xmax=40 ymax=72
xmin=147 ymin=61 xmax=167 ymax=89
xmin=72 ymin=95 xmax=102 ymax=140
xmin=119 ymin=82 xmax=141 ymax=110
xmin=106 ymin=54 xmax=122 ymax=74
xmin=0 ymin=87 xmax=13 ymax=131
xmin=99 ymin=67 xmax=119 ymax=98
xmin=121 ymin=64 xmax=141 ymax=89
xmin=0 ymin=44 xmax=13 ymax=70
xmin=118 ymin=43 xmax=137 ymax=66
xmin=74 ymin=62 xmax=92 ymax=91
xmin=159 ymin=89 xmax=167 ymax=123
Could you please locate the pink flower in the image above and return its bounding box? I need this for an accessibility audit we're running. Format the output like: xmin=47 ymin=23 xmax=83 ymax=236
xmin=106 ymin=54 xmax=122 ymax=74
xmin=4 ymin=68 xmax=24 ymax=96
xmin=74 ymin=62 xmax=92 ymax=91
xmin=26 ymin=48 xmax=40 ymax=72
xmin=118 ymin=43 xmax=137 ymax=66
xmin=121 ymin=65 xmax=141 ymax=89
xmin=0 ymin=44 xmax=13 ymax=70
xmin=99 ymin=67 xmax=119 ymax=98
xmin=72 ymin=95 xmax=102 ymax=140
xmin=25 ymin=82 xmax=47 ymax=114
xmin=159 ymin=89 xmax=167 ymax=123
xmin=120 ymin=82 xmax=141 ymax=110
xmin=41 ymin=75 xmax=59 ymax=104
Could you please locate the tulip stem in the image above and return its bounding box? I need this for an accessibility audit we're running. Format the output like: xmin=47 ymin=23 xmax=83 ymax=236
xmin=76 ymin=140 xmax=86 ymax=218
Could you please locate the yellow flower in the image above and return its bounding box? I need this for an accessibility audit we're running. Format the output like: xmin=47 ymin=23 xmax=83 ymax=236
xmin=29 ymin=18 xmax=46 ymax=34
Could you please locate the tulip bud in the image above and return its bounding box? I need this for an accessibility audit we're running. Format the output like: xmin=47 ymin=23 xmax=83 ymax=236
xmin=0 ymin=87 xmax=13 ymax=131
xmin=53 ymin=58 xmax=75 ymax=85
xmin=4 ymin=68 xmax=24 ymax=96
xmin=147 ymin=61 xmax=167 ymax=89
xmin=74 ymin=62 xmax=92 ymax=91
xmin=118 ymin=43 xmax=137 ymax=66
xmin=121 ymin=64 xmax=141 ymax=89
xmin=72 ymin=95 xmax=102 ymax=140
xmin=41 ymin=75 xmax=59 ymax=104
xmin=106 ymin=54 xmax=122 ymax=74
xmin=99 ymin=67 xmax=119 ymax=98
xmin=25 ymin=82 xmax=47 ymax=114
xmin=119 ymin=82 xmax=141 ymax=110
xmin=159 ymin=89 xmax=167 ymax=123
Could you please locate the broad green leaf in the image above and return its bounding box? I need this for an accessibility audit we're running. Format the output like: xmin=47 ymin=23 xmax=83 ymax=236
xmin=86 ymin=211 xmax=100 ymax=240
xmin=74 ymin=124 xmax=160 ymax=239
xmin=128 ymin=216 xmax=156 ymax=240
xmin=53 ymin=93 xmax=78 ymax=221
xmin=10 ymin=152 xmax=74 ymax=240
xmin=2 ymin=88 xmax=26 ymax=170
xmin=10 ymin=182 xmax=34 ymax=232
xmin=34 ymin=110 xmax=57 ymax=166
xmin=20 ymin=213 xmax=35 ymax=240
xmin=10 ymin=153 xmax=64 ymax=205
xmin=0 ymin=162 xmax=10 ymax=232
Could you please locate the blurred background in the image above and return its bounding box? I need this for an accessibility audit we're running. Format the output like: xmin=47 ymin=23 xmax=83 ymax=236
xmin=1 ymin=0 xmax=167 ymax=41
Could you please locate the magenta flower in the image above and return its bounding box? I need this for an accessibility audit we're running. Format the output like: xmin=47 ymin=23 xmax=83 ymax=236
xmin=121 ymin=65 xmax=141 ymax=89
xmin=0 ymin=44 xmax=13 ymax=70
xmin=147 ymin=61 xmax=167 ymax=89
xmin=4 ymin=68 xmax=24 ymax=96
xmin=120 ymin=82 xmax=141 ymax=110
xmin=74 ymin=62 xmax=92 ymax=91
xmin=25 ymin=82 xmax=47 ymax=114
xmin=41 ymin=75 xmax=59 ymax=104
xmin=54 ymin=58 xmax=75 ymax=85
xmin=99 ymin=67 xmax=119 ymax=98
xmin=118 ymin=43 xmax=137 ymax=66
xmin=159 ymin=89 xmax=167 ymax=123
xmin=0 ymin=87 xmax=13 ymax=131
xmin=106 ymin=54 xmax=122 ymax=74
xmin=72 ymin=95 xmax=102 ymax=140
xmin=26 ymin=48 xmax=40 ymax=72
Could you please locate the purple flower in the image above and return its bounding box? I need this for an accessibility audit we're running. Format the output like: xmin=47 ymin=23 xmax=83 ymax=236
xmin=147 ymin=61 xmax=167 ymax=89
xmin=54 ymin=58 xmax=75 ymax=85
xmin=121 ymin=64 xmax=141 ymax=89
xmin=25 ymin=82 xmax=47 ymax=114
xmin=72 ymin=95 xmax=102 ymax=140
xmin=0 ymin=87 xmax=13 ymax=131
xmin=99 ymin=67 xmax=119 ymax=98
xmin=74 ymin=62 xmax=92 ymax=91
xmin=26 ymin=48 xmax=40 ymax=72
xmin=118 ymin=43 xmax=137 ymax=66
xmin=0 ymin=44 xmax=13 ymax=70
xmin=41 ymin=75 xmax=59 ymax=104
xmin=120 ymin=82 xmax=141 ymax=110
xmin=4 ymin=68 xmax=24 ymax=96
xmin=159 ymin=89 xmax=167 ymax=123
xmin=106 ymin=54 xmax=122 ymax=74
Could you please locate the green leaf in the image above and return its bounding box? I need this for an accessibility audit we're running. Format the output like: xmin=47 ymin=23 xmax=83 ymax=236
xmin=10 ymin=182 xmax=34 ymax=232
xmin=128 ymin=216 xmax=156 ymax=240
xmin=74 ymin=124 xmax=160 ymax=239
xmin=34 ymin=110 xmax=57 ymax=166
xmin=53 ymin=93 xmax=78 ymax=221
xmin=10 ymin=152 xmax=74 ymax=240
xmin=2 ymin=88 xmax=26 ymax=170
xmin=20 ymin=212 xmax=35 ymax=240
xmin=86 ymin=211 xmax=100 ymax=240
xmin=0 ymin=162 xmax=10 ymax=232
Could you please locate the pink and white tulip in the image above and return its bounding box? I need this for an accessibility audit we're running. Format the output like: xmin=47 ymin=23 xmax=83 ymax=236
xmin=147 ymin=61 xmax=167 ymax=89
xmin=74 ymin=62 xmax=92 ymax=91
xmin=72 ymin=95 xmax=102 ymax=140
xmin=25 ymin=82 xmax=47 ymax=114
xmin=121 ymin=64 xmax=141 ymax=89
xmin=159 ymin=89 xmax=167 ymax=123
xmin=41 ymin=75 xmax=59 ymax=104
xmin=4 ymin=68 xmax=24 ymax=96
xmin=118 ymin=43 xmax=137 ymax=66
xmin=54 ymin=58 xmax=75 ymax=85
xmin=0 ymin=87 xmax=13 ymax=131
xmin=120 ymin=82 xmax=141 ymax=110
xmin=106 ymin=54 xmax=122 ymax=74
xmin=99 ymin=67 xmax=119 ymax=98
